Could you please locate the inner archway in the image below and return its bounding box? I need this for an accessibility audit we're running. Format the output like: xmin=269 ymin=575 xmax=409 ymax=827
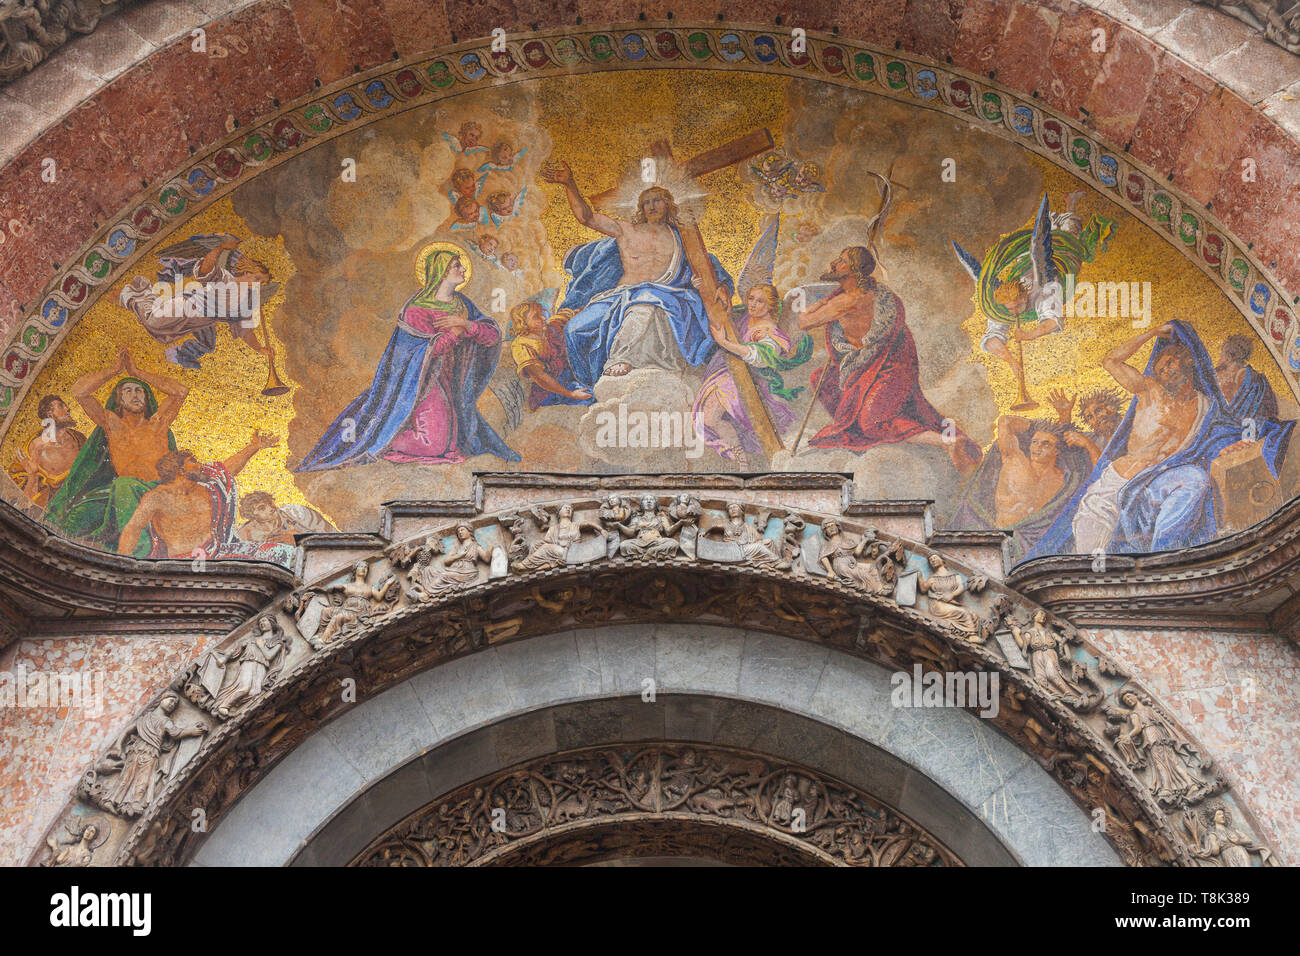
xmin=187 ymin=625 xmax=1116 ymax=868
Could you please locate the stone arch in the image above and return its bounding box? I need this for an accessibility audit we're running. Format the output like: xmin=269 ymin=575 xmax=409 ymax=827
xmin=33 ymin=489 xmax=1276 ymax=866
xmin=190 ymin=629 xmax=1113 ymax=867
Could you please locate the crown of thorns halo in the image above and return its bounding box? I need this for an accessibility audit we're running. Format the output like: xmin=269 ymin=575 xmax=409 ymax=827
xmin=597 ymin=159 xmax=710 ymax=218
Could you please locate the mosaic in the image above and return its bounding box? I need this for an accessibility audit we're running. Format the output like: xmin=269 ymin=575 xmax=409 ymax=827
xmin=2 ymin=31 xmax=1296 ymax=568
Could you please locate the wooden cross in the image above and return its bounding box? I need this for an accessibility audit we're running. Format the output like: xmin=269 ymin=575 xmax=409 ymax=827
xmin=591 ymin=130 xmax=785 ymax=458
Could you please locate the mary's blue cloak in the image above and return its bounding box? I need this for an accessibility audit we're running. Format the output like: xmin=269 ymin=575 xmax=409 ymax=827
xmin=296 ymin=292 xmax=520 ymax=471
xmin=559 ymin=228 xmax=733 ymax=389
xmin=1028 ymin=321 xmax=1293 ymax=558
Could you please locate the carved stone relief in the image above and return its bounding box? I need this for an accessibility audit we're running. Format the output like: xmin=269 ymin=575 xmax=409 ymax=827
xmin=36 ymin=491 xmax=1281 ymax=868
xmin=355 ymin=746 xmax=960 ymax=867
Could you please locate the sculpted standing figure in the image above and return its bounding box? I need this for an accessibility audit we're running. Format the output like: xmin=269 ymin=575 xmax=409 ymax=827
xmin=1110 ymin=690 xmax=1208 ymax=806
xmin=818 ymin=521 xmax=895 ymax=595
xmin=917 ymin=554 xmax=984 ymax=639
xmin=187 ymin=615 xmax=290 ymax=718
xmin=610 ymin=495 xmax=684 ymax=559
xmin=1011 ymin=610 xmax=1091 ymax=705
xmin=81 ymin=693 xmax=205 ymax=816
xmin=513 ymin=504 xmax=604 ymax=572
xmin=704 ymin=502 xmax=788 ymax=569
xmin=1191 ymin=804 xmax=1269 ymax=867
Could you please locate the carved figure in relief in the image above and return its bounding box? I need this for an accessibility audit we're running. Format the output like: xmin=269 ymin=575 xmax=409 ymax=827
xmin=313 ymin=561 xmax=399 ymax=645
xmin=703 ymin=502 xmax=788 ymax=569
xmin=1011 ymin=610 xmax=1097 ymax=708
xmin=185 ymin=614 xmax=290 ymax=718
xmin=393 ymin=523 xmax=492 ymax=601
xmin=511 ymin=503 xmax=604 ymax=571
xmin=80 ymin=693 xmax=206 ymax=816
xmin=608 ymin=494 xmax=685 ymax=558
xmin=817 ymin=520 xmax=896 ymax=595
xmin=42 ymin=817 xmax=108 ymax=867
xmin=1188 ymin=803 xmax=1271 ymax=867
xmin=1106 ymin=690 xmax=1218 ymax=808
xmin=916 ymin=553 xmax=986 ymax=639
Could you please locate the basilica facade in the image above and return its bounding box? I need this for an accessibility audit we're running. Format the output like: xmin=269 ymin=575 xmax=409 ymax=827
xmin=1 ymin=0 xmax=1298 ymax=867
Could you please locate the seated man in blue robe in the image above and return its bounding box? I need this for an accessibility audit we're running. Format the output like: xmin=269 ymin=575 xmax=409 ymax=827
xmin=1216 ymin=333 xmax=1280 ymax=423
xmin=541 ymin=160 xmax=732 ymax=390
xmin=1029 ymin=321 xmax=1293 ymax=558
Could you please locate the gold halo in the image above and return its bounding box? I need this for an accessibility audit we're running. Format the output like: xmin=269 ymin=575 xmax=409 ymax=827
xmin=414 ymin=241 xmax=471 ymax=289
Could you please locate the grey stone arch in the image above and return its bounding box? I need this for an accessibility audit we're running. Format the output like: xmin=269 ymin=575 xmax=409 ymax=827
xmin=189 ymin=624 xmax=1118 ymax=867
xmin=44 ymin=490 xmax=1278 ymax=866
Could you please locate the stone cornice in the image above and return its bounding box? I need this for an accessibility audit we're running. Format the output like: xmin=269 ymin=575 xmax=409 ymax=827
xmin=1008 ymin=491 xmax=1300 ymax=633
xmin=30 ymin=482 xmax=1277 ymax=867
xmin=0 ymin=496 xmax=291 ymax=642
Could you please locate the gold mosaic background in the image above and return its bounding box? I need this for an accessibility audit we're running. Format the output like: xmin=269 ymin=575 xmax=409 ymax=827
xmin=2 ymin=68 xmax=1292 ymax=549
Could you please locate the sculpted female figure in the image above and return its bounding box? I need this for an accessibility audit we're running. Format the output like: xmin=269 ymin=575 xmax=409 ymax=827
xmin=1112 ymin=690 xmax=1206 ymax=805
xmin=317 ymin=561 xmax=399 ymax=644
xmin=609 ymin=495 xmax=684 ymax=558
xmin=1192 ymin=805 xmax=1268 ymax=867
xmin=211 ymin=615 xmax=290 ymax=717
xmin=407 ymin=524 xmax=493 ymax=601
xmin=514 ymin=504 xmax=603 ymax=572
xmin=917 ymin=554 xmax=983 ymax=639
xmin=818 ymin=521 xmax=892 ymax=595
xmin=705 ymin=502 xmax=787 ymax=569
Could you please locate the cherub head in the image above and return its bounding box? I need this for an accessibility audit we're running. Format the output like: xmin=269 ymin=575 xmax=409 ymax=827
xmin=454 ymin=196 xmax=480 ymax=223
xmin=451 ymin=167 xmax=476 ymax=196
xmin=457 ymin=121 xmax=483 ymax=149
xmin=486 ymin=191 xmax=515 ymax=217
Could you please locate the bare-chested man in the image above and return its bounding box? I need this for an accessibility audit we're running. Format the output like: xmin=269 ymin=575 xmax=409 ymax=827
xmin=45 ymin=349 xmax=190 ymax=548
xmin=8 ymin=395 xmax=85 ymax=505
xmin=117 ymin=430 xmax=278 ymax=557
xmin=1047 ymin=386 xmax=1125 ymax=466
xmin=72 ymin=349 xmax=187 ymax=483
xmin=797 ymin=247 xmax=980 ymax=471
xmin=541 ymin=160 xmax=726 ymax=386
xmin=1073 ymin=322 xmax=1203 ymax=552
xmin=993 ymin=417 xmax=1067 ymax=526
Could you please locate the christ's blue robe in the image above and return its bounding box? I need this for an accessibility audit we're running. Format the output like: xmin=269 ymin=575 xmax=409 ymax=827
xmin=1027 ymin=321 xmax=1294 ymax=559
xmin=295 ymin=292 xmax=519 ymax=471
xmin=559 ymin=229 xmax=733 ymax=390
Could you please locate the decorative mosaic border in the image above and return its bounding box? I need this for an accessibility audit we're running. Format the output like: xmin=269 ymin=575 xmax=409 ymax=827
xmin=2 ymin=22 xmax=1296 ymax=435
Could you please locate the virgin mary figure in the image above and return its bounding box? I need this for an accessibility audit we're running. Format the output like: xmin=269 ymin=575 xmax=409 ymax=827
xmin=296 ymin=246 xmax=520 ymax=471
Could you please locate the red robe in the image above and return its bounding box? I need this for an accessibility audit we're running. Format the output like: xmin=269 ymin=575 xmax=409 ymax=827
xmin=810 ymin=298 xmax=946 ymax=451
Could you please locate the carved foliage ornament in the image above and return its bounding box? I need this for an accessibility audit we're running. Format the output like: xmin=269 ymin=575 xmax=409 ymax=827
xmin=356 ymin=746 xmax=958 ymax=867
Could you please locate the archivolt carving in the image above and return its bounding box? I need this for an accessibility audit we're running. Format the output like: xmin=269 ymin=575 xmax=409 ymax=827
xmin=0 ymin=0 xmax=134 ymax=85
xmin=355 ymin=745 xmax=959 ymax=867
xmin=35 ymin=493 xmax=1279 ymax=868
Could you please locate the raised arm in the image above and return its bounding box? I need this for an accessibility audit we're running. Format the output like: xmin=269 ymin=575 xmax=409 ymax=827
xmin=121 ymin=351 xmax=190 ymax=428
xmin=221 ymin=429 xmax=278 ymax=477
xmin=995 ymin=415 xmax=1030 ymax=461
xmin=540 ymin=161 xmax=621 ymax=237
xmin=70 ymin=350 xmax=127 ymax=430
xmin=797 ymin=290 xmax=845 ymax=330
xmin=1101 ymin=324 xmax=1169 ymax=395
